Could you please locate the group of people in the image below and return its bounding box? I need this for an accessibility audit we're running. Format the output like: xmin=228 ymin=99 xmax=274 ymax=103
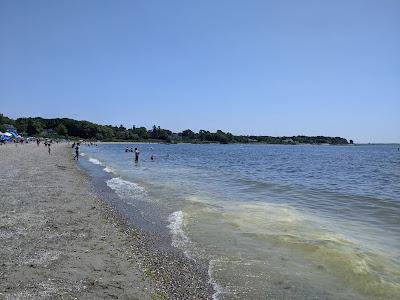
xmin=125 ymin=147 xmax=139 ymax=161
xmin=69 ymin=142 xmax=154 ymax=163
xmin=124 ymin=146 xmax=154 ymax=162
xmin=36 ymin=138 xmax=53 ymax=155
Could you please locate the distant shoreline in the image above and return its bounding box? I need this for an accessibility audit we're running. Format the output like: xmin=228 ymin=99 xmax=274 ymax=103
xmin=1 ymin=113 xmax=351 ymax=145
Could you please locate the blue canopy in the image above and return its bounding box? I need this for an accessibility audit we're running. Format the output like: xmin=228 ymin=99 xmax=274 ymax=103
xmin=0 ymin=135 xmax=11 ymax=141
xmin=7 ymin=130 xmax=20 ymax=138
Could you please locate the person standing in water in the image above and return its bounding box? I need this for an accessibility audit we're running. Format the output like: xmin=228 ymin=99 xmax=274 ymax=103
xmin=134 ymin=147 xmax=140 ymax=163
xmin=48 ymin=143 xmax=51 ymax=155
xmin=74 ymin=143 xmax=80 ymax=160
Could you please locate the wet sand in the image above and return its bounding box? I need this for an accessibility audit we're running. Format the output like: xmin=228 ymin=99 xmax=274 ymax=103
xmin=0 ymin=143 xmax=212 ymax=299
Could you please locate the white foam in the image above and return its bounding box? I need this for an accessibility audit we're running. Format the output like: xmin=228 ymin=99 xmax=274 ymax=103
xmin=167 ymin=211 xmax=190 ymax=249
xmin=106 ymin=177 xmax=146 ymax=200
xmin=103 ymin=166 xmax=115 ymax=173
xmin=88 ymin=157 xmax=103 ymax=165
xmin=208 ymin=259 xmax=227 ymax=300
xmin=80 ymin=152 xmax=86 ymax=156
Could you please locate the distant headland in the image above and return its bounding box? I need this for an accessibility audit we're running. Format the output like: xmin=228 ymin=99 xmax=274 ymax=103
xmin=0 ymin=113 xmax=351 ymax=145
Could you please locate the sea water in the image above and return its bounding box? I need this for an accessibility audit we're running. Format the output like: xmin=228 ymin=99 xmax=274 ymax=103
xmin=80 ymin=144 xmax=400 ymax=299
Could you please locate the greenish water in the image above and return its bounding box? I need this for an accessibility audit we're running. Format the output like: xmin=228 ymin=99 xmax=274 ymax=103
xmin=81 ymin=144 xmax=400 ymax=299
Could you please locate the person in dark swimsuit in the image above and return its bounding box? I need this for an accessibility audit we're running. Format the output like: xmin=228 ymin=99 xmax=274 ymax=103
xmin=134 ymin=147 xmax=139 ymax=162
xmin=74 ymin=144 xmax=80 ymax=160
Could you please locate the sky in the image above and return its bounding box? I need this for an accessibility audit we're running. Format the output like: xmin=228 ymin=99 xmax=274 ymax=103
xmin=0 ymin=0 xmax=399 ymax=143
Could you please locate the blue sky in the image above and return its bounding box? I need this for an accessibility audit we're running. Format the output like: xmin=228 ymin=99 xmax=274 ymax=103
xmin=0 ymin=0 xmax=399 ymax=143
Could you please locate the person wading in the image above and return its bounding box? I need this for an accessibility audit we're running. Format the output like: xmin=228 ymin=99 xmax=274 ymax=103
xmin=134 ymin=147 xmax=140 ymax=163
xmin=74 ymin=143 xmax=80 ymax=160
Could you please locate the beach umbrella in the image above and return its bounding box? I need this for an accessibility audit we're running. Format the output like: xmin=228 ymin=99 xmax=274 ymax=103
xmin=6 ymin=131 xmax=19 ymax=138
xmin=1 ymin=134 xmax=11 ymax=141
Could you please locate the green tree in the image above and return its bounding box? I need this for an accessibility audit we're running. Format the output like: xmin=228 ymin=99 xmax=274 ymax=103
xmin=181 ymin=129 xmax=195 ymax=139
xmin=0 ymin=113 xmax=16 ymax=132
xmin=56 ymin=123 xmax=68 ymax=136
xmin=27 ymin=119 xmax=43 ymax=136
xmin=15 ymin=118 xmax=29 ymax=133
xmin=139 ymin=127 xmax=149 ymax=139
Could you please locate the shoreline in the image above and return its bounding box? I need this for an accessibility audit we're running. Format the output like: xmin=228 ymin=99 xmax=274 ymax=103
xmin=0 ymin=143 xmax=213 ymax=299
xmin=78 ymin=148 xmax=215 ymax=299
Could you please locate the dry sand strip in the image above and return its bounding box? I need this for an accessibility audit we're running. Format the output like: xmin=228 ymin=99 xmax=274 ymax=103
xmin=0 ymin=143 xmax=173 ymax=299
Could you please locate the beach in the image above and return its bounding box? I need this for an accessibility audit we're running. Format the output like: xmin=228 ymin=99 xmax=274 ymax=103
xmin=0 ymin=143 xmax=212 ymax=299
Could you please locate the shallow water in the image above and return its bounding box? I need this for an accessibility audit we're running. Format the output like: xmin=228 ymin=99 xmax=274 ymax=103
xmin=80 ymin=144 xmax=400 ymax=299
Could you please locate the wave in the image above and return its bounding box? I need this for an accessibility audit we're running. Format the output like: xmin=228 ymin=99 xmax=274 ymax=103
xmin=103 ymin=166 xmax=115 ymax=173
xmin=167 ymin=209 xmax=225 ymax=299
xmin=208 ymin=259 xmax=226 ymax=300
xmin=87 ymin=157 xmax=115 ymax=175
xmin=106 ymin=177 xmax=146 ymax=201
xmin=88 ymin=157 xmax=103 ymax=165
xmin=80 ymin=152 xmax=86 ymax=156
xmin=167 ymin=211 xmax=189 ymax=249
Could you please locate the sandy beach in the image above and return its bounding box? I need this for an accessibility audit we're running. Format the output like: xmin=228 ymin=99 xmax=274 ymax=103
xmin=0 ymin=143 xmax=212 ymax=299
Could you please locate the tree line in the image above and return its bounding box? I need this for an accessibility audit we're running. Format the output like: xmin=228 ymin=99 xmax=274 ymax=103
xmin=0 ymin=113 xmax=350 ymax=145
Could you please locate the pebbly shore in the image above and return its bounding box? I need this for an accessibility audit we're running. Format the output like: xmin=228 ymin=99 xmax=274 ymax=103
xmin=0 ymin=143 xmax=213 ymax=299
